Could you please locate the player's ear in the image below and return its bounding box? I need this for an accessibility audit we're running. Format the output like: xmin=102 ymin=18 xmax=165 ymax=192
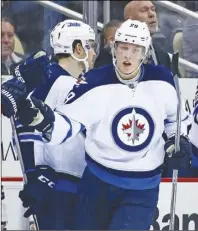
xmin=74 ymin=42 xmax=83 ymax=56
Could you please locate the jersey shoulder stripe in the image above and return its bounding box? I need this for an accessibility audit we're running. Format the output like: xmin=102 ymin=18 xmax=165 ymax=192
xmin=32 ymin=62 xmax=71 ymax=101
xmin=141 ymin=64 xmax=175 ymax=89
xmin=65 ymin=64 xmax=119 ymax=104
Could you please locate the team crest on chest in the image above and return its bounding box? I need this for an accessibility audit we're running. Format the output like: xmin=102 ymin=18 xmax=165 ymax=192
xmin=111 ymin=107 xmax=155 ymax=152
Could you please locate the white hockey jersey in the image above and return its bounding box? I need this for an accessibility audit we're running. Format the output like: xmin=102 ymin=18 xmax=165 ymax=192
xmin=18 ymin=63 xmax=86 ymax=177
xmin=43 ymin=64 xmax=189 ymax=189
xmin=189 ymin=85 xmax=198 ymax=168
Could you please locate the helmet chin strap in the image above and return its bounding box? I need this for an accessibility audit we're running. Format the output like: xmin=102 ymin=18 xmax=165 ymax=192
xmin=71 ymin=51 xmax=89 ymax=73
xmin=115 ymin=59 xmax=142 ymax=79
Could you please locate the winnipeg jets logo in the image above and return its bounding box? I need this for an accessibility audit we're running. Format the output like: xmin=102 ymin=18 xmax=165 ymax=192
xmin=111 ymin=107 xmax=154 ymax=152
xmin=76 ymin=75 xmax=88 ymax=86
xmin=122 ymin=109 xmax=145 ymax=144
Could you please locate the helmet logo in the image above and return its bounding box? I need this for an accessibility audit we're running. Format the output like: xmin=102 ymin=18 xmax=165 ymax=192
xmin=67 ymin=22 xmax=81 ymax=27
xmin=130 ymin=23 xmax=138 ymax=28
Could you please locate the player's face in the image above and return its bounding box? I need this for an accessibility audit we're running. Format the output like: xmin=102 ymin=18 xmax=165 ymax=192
xmin=1 ymin=21 xmax=15 ymax=60
xmin=129 ymin=1 xmax=158 ymax=35
xmin=115 ymin=42 xmax=143 ymax=75
xmin=86 ymin=40 xmax=97 ymax=70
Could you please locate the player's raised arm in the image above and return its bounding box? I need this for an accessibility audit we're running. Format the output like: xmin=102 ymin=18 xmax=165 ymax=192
xmin=1 ymin=51 xmax=50 ymax=118
xmin=15 ymin=68 xmax=113 ymax=145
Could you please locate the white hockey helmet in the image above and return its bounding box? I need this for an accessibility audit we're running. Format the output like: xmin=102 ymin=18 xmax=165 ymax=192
xmin=112 ymin=20 xmax=152 ymax=79
xmin=50 ymin=19 xmax=95 ymax=72
xmin=114 ymin=19 xmax=151 ymax=56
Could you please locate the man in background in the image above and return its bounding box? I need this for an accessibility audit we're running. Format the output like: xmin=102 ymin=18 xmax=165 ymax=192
xmin=124 ymin=0 xmax=171 ymax=69
xmin=94 ymin=1 xmax=171 ymax=70
xmin=94 ymin=20 xmax=122 ymax=68
xmin=1 ymin=17 xmax=24 ymax=75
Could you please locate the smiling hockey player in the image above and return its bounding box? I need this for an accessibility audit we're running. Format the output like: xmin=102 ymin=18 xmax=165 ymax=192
xmin=4 ymin=19 xmax=192 ymax=230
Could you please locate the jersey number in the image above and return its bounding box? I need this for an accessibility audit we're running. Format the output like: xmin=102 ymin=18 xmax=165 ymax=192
xmin=64 ymin=92 xmax=75 ymax=104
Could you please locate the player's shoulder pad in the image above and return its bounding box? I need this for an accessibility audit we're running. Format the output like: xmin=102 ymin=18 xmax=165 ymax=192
xmin=141 ymin=64 xmax=175 ymax=89
xmin=65 ymin=64 xmax=118 ymax=104
xmin=32 ymin=62 xmax=71 ymax=101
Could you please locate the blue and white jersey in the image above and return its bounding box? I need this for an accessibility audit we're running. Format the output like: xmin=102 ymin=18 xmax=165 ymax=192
xmin=18 ymin=63 xmax=86 ymax=177
xmin=189 ymin=85 xmax=198 ymax=168
xmin=44 ymin=64 xmax=189 ymax=189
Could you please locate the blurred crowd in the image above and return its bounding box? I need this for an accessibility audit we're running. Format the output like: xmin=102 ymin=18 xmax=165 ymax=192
xmin=1 ymin=0 xmax=198 ymax=78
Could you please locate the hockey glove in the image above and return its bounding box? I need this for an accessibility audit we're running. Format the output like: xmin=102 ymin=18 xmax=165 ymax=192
xmin=1 ymin=77 xmax=27 ymax=118
xmin=16 ymin=96 xmax=55 ymax=142
xmin=1 ymin=185 xmax=5 ymax=200
xmin=19 ymin=165 xmax=57 ymax=218
xmin=13 ymin=50 xmax=50 ymax=92
xmin=1 ymin=50 xmax=50 ymax=118
xmin=164 ymin=135 xmax=192 ymax=170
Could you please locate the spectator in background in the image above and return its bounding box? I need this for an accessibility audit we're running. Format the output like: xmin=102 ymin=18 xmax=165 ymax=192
xmin=124 ymin=0 xmax=171 ymax=70
xmin=1 ymin=17 xmax=24 ymax=75
xmin=3 ymin=1 xmax=44 ymax=55
xmin=94 ymin=20 xmax=122 ymax=68
xmin=183 ymin=2 xmax=198 ymax=78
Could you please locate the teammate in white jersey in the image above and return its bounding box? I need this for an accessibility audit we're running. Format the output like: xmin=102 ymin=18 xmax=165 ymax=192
xmin=14 ymin=20 xmax=96 ymax=229
xmin=189 ymin=84 xmax=198 ymax=176
xmin=4 ymin=20 xmax=192 ymax=230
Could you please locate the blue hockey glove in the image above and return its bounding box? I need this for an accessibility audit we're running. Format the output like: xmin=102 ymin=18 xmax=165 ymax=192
xmin=1 ymin=185 xmax=5 ymax=200
xmin=19 ymin=165 xmax=57 ymax=218
xmin=1 ymin=50 xmax=50 ymax=118
xmin=13 ymin=50 xmax=50 ymax=92
xmin=1 ymin=77 xmax=27 ymax=118
xmin=16 ymin=96 xmax=55 ymax=142
xmin=164 ymin=135 xmax=192 ymax=170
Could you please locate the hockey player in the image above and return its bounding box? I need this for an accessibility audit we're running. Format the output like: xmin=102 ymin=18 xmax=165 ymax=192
xmin=4 ymin=20 xmax=96 ymax=230
xmin=3 ymin=20 xmax=192 ymax=230
xmin=189 ymin=84 xmax=198 ymax=176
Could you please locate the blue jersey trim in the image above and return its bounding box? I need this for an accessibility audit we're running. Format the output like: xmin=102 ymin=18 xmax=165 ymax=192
xmin=66 ymin=64 xmax=176 ymax=106
xmin=164 ymin=115 xmax=189 ymax=125
xmin=58 ymin=114 xmax=73 ymax=144
xmin=140 ymin=64 xmax=175 ymax=89
xmin=193 ymin=105 xmax=198 ymax=115
xmin=86 ymin=154 xmax=162 ymax=178
xmin=18 ymin=134 xmax=43 ymax=142
xmin=32 ymin=63 xmax=71 ymax=101
xmin=55 ymin=112 xmax=85 ymax=143
xmin=65 ymin=64 xmax=120 ymax=104
xmin=86 ymin=155 xmax=161 ymax=190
